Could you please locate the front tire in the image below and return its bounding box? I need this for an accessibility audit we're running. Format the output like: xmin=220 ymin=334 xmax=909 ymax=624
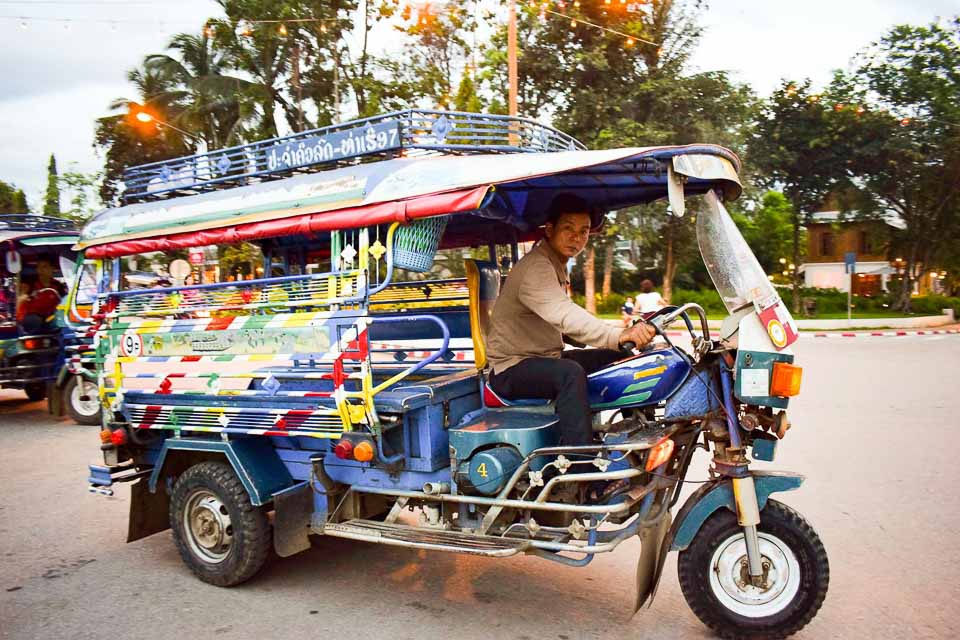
xmin=678 ymin=499 xmax=828 ymax=639
xmin=25 ymin=382 xmax=46 ymax=402
xmin=64 ymin=376 xmax=101 ymax=425
xmin=169 ymin=462 xmax=271 ymax=587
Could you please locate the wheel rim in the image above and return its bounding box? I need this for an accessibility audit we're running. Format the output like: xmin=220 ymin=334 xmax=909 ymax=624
xmin=708 ymin=531 xmax=801 ymax=618
xmin=182 ymin=489 xmax=233 ymax=564
xmin=70 ymin=380 xmax=100 ymax=418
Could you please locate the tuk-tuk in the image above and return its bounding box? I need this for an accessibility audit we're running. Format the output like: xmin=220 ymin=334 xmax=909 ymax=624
xmin=0 ymin=215 xmax=81 ymax=404
xmin=81 ymin=111 xmax=827 ymax=639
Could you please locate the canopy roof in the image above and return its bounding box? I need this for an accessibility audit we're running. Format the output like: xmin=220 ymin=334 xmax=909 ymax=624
xmin=79 ymin=144 xmax=741 ymax=258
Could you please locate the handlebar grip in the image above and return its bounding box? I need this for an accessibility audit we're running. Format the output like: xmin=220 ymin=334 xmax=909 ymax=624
xmin=621 ymin=341 xmax=636 ymax=352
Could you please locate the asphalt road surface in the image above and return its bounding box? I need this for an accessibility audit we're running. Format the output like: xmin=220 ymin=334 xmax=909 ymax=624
xmin=2 ymin=334 xmax=959 ymax=640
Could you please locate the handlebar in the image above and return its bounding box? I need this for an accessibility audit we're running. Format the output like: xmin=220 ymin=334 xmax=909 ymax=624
xmin=651 ymin=303 xmax=711 ymax=340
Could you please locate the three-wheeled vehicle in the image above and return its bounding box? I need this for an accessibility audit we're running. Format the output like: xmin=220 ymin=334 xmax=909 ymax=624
xmin=81 ymin=111 xmax=827 ymax=639
xmin=0 ymin=215 xmax=90 ymax=413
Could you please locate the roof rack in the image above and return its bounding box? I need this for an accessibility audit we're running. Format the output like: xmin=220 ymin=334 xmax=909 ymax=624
xmin=121 ymin=109 xmax=585 ymax=203
xmin=0 ymin=215 xmax=78 ymax=234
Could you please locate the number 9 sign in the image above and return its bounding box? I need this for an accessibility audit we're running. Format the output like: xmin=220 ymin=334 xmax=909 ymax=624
xmin=119 ymin=333 xmax=143 ymax=357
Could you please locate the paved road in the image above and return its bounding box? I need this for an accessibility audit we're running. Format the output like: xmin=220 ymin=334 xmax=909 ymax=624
xmin=2 ymin=334 xmax=959 ymax=639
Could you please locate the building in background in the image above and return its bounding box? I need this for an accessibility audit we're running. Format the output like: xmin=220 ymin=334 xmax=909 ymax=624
xmin=799 ymin=211 xmax=900 ymax=295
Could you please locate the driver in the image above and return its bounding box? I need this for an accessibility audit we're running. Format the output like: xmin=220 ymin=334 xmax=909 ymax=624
xmin=16 ymin=254 xmax=66 ymax=330
xmin=485 ymin=193 xmax=656 ymax=447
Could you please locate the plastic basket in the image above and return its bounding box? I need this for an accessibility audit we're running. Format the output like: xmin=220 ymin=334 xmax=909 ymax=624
xmin=393 ymin=216 xmax=449 ymax=272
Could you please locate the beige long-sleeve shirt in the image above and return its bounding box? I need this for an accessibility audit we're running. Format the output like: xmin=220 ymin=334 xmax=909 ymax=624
xmin=486 ymin=240 xmax=623 ymax=374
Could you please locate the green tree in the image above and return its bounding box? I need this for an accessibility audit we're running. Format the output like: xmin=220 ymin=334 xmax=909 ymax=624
xmin=43 ymin=154 xmax=61 ymax=216
xmin=749 ymin=79 xmax=857 ymax=312
xmin=0 ymin=180 xmax=29 ymax=213
xmin=58 ymin=167 xmax=103 ymax=222
xmin=732 ymin=191 xmax=798 ymax=276
xmin=839 ymin=17 xmax=960 ymax=311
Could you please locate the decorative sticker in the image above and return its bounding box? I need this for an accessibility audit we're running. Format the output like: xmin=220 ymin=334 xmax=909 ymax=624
xmin=740 ymin=368 xmax=770 ymax=397
xmin=756 ymin=300 xmax=798 ymax=350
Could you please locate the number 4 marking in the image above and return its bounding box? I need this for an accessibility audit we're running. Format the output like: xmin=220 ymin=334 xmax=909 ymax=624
xmin=476 ymin=462 xmax=488 ymax=478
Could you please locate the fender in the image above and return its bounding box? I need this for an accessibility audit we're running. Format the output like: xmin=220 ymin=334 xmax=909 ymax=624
xmin=148 ymin=437 xmax=293 ymax=506
xmin=634 ymin=470 xmax=804 ymax=611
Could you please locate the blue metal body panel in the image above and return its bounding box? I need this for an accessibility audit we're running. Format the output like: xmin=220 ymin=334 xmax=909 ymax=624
xmin=323 ymin=456 xmax=452 ymax=491
xmin=587 ymin=348 xmax=691 ymax=410
xmin=449 ymin=409 xmax=559 ymax=472
xmin=669 ymin=471 xmax=805 ymax=551
xmin=148 ymin=437 xmax=293 ymax=506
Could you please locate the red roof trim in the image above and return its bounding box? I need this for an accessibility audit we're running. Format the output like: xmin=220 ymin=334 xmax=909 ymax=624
xmin=84 ymin=186 xmax=489 ymax=258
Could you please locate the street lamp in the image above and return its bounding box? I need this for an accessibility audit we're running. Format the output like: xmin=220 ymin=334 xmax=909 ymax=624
xmin=134 ymin=111 xmax=201 ymax=144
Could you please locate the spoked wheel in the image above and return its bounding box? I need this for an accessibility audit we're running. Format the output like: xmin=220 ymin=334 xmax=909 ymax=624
xmin=64 ymin=376 xmax=101 ymax=425
xmin=170 ymin=462 xmax=271 ymax=586
xmin=678 ymin=500 xmax=829 ymax=639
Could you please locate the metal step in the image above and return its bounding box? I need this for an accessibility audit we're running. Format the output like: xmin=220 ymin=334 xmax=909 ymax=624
xmin=323 ymin=519 xmax=530 ymax=557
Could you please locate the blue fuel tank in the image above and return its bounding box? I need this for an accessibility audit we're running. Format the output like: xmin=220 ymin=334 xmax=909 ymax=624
xmin=587 ymin=347 xmax=691 ymax=410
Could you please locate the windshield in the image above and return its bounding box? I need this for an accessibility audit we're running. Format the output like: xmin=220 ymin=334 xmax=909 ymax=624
xmin=697 ymin=190 xmax=779 ymax=313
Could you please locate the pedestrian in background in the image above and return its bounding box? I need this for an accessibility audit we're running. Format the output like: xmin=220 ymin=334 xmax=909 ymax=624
xmin=621 ymin=296 xmax=635 ymax=326
xmin=636 ymin=279 xmax=666 ymax=315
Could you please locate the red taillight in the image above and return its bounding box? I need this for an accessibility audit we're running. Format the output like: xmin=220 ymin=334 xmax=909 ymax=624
xmin=110 ymin=429 xmax=127 ymax=446
xmin=333 ymin=439 xmax=354 ymax=460
xmin=23 ymin=339 xmax=40 ymax=350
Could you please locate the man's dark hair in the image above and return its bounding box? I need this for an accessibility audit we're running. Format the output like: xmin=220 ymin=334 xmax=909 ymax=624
xmin=545 ymin=192 xmax=592 ymax=225
xmin=35 ymin=253 xmax=54 ymax=265
xmin=641 ymin=279 xmax=655 ymax=293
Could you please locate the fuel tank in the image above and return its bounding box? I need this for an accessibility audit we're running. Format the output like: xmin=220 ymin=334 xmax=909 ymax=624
xmin=587 ymin=347 xmax=691 ymax=410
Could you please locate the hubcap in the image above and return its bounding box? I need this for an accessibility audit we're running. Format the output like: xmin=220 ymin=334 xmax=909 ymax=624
xmin=183 ymin=490 xmax=233 ymax=564
xmin=71 ymin=380 xmax=100 ymax=417
xmin=708 ymin=531 xmax=801 ymax=618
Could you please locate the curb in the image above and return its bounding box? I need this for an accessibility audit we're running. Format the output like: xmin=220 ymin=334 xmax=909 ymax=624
xmin=809 ymin=329 xmax=960 ymax=338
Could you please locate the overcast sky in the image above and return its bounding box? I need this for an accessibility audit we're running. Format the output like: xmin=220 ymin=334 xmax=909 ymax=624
xmin=0 ymin=0 xmax=955 ymax=211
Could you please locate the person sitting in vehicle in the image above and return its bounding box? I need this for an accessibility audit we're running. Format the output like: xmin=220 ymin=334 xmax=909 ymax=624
xmin=16 ymin=254 xmax=66 ymax=332
xmin=485 ymin=193 xmax=656 ymax=448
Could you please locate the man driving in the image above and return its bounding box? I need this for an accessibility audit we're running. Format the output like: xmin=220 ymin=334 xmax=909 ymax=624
xmin=485 ymin=193 xmax=656 ymax=447
xmin=17 ymin=254 xmax=66 ymax=330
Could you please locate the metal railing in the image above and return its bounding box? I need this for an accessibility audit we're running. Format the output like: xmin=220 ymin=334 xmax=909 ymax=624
xmin=122 ymin=110 xmax=585 ymax=202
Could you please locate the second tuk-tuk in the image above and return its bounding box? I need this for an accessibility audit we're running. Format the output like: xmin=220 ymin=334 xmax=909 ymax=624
xmin=0 ymin=215 xmax=86 ymax=407
xmin=81 ymin=111 xmax=827 ymax=639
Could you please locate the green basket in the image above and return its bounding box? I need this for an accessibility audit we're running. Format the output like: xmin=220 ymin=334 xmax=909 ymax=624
xmin=393 ymin=216 xmax=449 ymax=272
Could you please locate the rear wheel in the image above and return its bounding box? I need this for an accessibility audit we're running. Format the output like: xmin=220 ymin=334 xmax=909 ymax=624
xmin=678 ymin=499 xmax=829 ymax=639
xmin=25 ymin=382 xmax=46 ymax=402
xmin=169 ymin=462 xmax=271 ymax=587
xmin=64 ymin=376 xmax=101 ymax=425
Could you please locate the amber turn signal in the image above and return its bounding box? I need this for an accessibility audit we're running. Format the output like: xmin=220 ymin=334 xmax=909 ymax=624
xmin=99 ymin=429 xmax=112 ymax=444
xmin=353 ymin=440 xmax=375 ymax=463
xmin=770 ymin=362 xmax=803 ymax=397
xmin=646 ymin=437 xmax=675 ymax=472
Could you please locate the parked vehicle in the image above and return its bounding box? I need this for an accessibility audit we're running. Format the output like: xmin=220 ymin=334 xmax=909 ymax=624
xmin=0 ymin=217 xmax=79 ymax=404
xmin=82 ymin=111 xmax=827 ymax=639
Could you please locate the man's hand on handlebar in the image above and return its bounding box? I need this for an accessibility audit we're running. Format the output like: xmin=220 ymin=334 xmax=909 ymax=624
xmin=618 ymin=321 xmax=656 ymax=352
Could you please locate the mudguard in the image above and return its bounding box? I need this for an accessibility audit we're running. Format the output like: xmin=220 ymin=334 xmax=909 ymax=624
xmin=633 ymin=470 xmax=804 ymax=612
xmin=148 ymin=437 xmax=292 ymax=506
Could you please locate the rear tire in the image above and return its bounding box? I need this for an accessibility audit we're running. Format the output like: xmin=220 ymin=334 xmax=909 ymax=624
xmin=64 ymin=376 xmax=101 ymax=425
xmin=678 ymin=499 xmax=828 ymax=639
xmin=25 ymin=382 xmax=46 ymax=402
xmin=169 ymin=461 xmax=271 ymax=587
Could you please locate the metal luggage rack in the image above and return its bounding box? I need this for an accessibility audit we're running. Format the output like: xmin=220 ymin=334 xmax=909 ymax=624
xmin=121 ymin=110 xmax=586 ymax=203
xmin=0 ymin=215 xmax=77 ymax=233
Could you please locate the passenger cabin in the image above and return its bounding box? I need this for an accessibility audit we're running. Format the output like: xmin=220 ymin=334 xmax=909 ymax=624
xmin=78 ymin=110 xmax=741 ymax=493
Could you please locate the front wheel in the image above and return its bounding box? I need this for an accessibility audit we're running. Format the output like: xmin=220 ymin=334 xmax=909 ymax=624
xmin=678 ymin=499 xmax=829 ymax=639
xmin=64 ymin=376 xmax=101 ymax=425
xmin=169 ymin=461 xmax=271 ymax=587
xmin=25 ymin=382 xmax=46 ymax=402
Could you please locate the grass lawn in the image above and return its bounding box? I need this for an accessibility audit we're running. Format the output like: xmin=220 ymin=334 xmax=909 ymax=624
xmin=600 ymin=310 xmax=928 ymax=321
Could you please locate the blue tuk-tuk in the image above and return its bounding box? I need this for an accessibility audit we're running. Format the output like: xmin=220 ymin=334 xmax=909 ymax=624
xmin=80 ymin=111 xmax=827 ymax=639
xmin=0 ymin=216 xmax=80 ymax=403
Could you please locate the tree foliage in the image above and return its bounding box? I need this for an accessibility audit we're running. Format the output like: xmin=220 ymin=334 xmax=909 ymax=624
xmin=0 ymin=180 xmax=29 ymax=213
xmin=43 ymin=154 xmax=61 ymax=216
